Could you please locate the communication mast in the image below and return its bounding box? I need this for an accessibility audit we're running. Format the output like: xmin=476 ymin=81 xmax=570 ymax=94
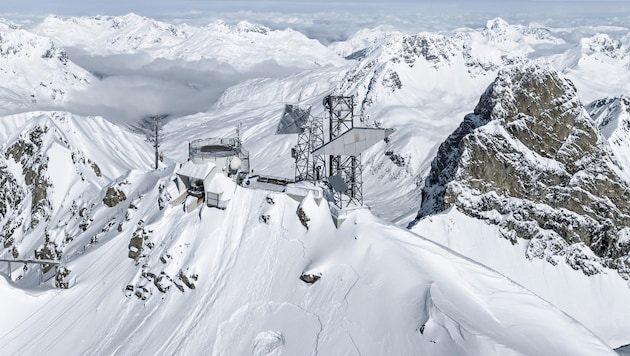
xmin=313 ymin=95 xmax=394 ymax=209
xmin=277 ymin=95 xmax=393 ymax=210
xmin=276 ymin=104 xmax=325 ymax=182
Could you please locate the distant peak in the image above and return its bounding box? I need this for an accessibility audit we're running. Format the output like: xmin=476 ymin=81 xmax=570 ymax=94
xmin=120 ymin=12 xmax=146 ymax=21
xmin=485 ymin=17 xmax=510 ymax=31
xmin=235 ymin=20 xmax=270 ymax=34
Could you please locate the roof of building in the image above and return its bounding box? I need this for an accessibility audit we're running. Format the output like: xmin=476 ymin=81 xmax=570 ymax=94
xmin=177 ymin=160 xmax=216 ymax=179
xmin=311 ymin=127 xmax=395 ymax=156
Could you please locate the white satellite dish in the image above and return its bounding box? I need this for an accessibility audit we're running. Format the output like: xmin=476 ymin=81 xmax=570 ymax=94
xmin=229 ymin=157 xmax=242 ymax=172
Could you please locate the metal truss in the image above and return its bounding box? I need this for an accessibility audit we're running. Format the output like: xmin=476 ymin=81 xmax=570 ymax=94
xmin=324 ymin=95 xmax=354 ymax=140
xmin=293 ymin=115 xmax=326 ymax=182
xmin=330 ymin=154 xmax=363 ymax=209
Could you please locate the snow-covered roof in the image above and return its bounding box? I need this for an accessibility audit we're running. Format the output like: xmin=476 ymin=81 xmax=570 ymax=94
xmin=205 ymin=173 xmax=236 ymax=199
xmin=177 ymin=160 xmax=215 ymax=179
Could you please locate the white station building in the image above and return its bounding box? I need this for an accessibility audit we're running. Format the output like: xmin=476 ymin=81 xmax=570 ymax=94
xmin=173 ymin=138 xmax=249 ymax=211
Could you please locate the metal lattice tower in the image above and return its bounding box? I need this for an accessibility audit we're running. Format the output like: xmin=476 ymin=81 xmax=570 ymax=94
xmin=277 ymin=104 xmax=325 ymax=182
xmin=278 ymin=96 xmax=393 ymax=210
xmin=293 ymin=128 xmax=310 ymax=182
xmin=323 ymin=96 xmax=359 ymax=208
xmin=329 ymin=155 xmax=363 ymax=208
xmin=308 ymin=117 xmax=326 ymax=181
xmin=324 ymin=95 xmax=354 ymax=140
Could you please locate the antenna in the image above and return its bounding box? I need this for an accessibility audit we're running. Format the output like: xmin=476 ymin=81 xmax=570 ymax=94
xmin=277 ymin=95 xmax=393 ymax=209
xmin=313 ymin=95 xmax=393 ymax=209
xmin=236 ymin=121 xmax=242 ymax=149
xmin=275 ymin=104 xmax=324 ymax=182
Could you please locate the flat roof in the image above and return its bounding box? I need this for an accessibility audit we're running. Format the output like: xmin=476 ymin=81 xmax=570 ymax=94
xmin=312 ymin=127 xmax=394 ymax=156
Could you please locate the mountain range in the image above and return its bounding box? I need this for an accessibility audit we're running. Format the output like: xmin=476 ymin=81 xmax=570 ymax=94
xmin=0 ymin=13 xmax=629 ymax=355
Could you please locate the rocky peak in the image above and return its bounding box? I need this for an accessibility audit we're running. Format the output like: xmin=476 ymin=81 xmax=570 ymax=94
xmin=401 ymin=33 xmax=461 ymax=68
xmin=581 ymin=33 xmax=627 ymax=59
xmin=481 ymin=17 xmax=561 ymax=45
xmin=413 ymin=62 xmax=630 ymax=278
xmin=234 ymin=20 xmax=270 ymax=35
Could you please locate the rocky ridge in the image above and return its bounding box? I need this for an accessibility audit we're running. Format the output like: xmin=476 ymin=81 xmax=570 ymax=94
xmin=336 ymin=18 xmax=560 ymax=117
xmin=0 ymin=112 xmax=154 ymax=285
xmin=413 ymin=62 xmax=630 ymax=278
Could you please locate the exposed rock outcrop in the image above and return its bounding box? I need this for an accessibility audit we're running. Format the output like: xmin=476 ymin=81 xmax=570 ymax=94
xmin=413 ymin=63 xmax=630 ymax=278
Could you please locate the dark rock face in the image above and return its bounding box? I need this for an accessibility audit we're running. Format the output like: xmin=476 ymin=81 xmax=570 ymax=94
xmin=3 ymin=125 xmax=52 ymax=233
xmin=103 ymin=186 xmax=127 ymax=207
xmin=413 ymin=63 xmax=630 ymax=278
xmin=299 ymin=273 xmax=321 ymax=284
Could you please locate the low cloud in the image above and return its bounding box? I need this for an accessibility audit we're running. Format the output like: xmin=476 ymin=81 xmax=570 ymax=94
xmin=50 ymin=49 xmax=302 ymax=127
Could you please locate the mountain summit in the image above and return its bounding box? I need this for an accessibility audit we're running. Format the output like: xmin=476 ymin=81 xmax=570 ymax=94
xmin=413 ymin=62 xmax=630 ymax=278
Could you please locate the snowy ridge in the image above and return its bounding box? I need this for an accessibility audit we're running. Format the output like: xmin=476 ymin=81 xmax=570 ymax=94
xmin=0 ymin=181 xmax=616 ymax=355
xmin=0 ymin=111 xmax=153 ymax=283
xmin=481 ymin=18 xmax=564 ymax=48
xmin=33 ymin=14 xmax=346 ymax=70
xmin=0 ymin=18 xmax=19 ymax=31
xmin=33 ymin=13 xmax=193 ymax=55
xmin=0 ymin=27 xmax=92 ymax=108
xmin=329 ymin=26 xmax=396 ymax=58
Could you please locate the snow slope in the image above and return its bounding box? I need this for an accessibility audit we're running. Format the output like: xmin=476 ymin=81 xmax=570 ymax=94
xmin=413 ymin=207 xmax=630 ymax=349
xmin=0 ymin=111 xmax=153 ymax=279
xmin=0 ymin=183 xmax=616 ymax=355
xmin=0 ymin=27 xmax=92 ymax=110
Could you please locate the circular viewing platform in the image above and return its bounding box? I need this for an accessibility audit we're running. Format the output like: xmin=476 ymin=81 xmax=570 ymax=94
xmin=188 ymin=138 xmax=250 ymax=174
xmin=189 ymin=138 xmax=240 ymax=159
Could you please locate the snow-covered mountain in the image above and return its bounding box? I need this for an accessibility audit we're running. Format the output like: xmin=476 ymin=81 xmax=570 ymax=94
xmin=33 ymin=14 xmax=345 ymax=70
xmin=0 ymin=112 xmax=616 ymax=354
xmin=411 ymin=62 xmax=630 ymax=347
xmin=413 ymin=62 xmax=630 ymax=278
xmin=588 ymin=95 xmax=630 ymax=175
xmin=33 ymin=14 xmax=193 ymax=55
xmin=0 ymin=27 xmax=91 ymax=111
xmin=1 ymin=14 xmax=630 ymax=354
xmin=552 ymin=32 xmax=630 ymax=102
